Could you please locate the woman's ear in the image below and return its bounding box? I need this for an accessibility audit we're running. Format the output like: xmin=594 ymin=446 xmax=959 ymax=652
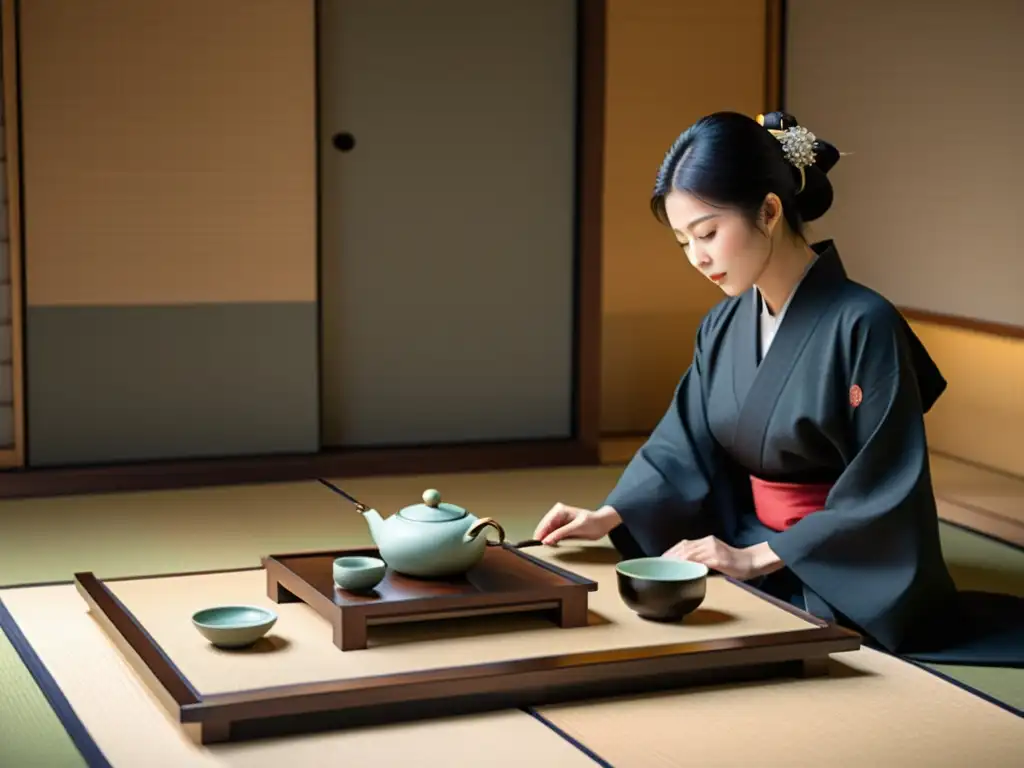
xmin=759 ymin=193 xmax=783 ymax=237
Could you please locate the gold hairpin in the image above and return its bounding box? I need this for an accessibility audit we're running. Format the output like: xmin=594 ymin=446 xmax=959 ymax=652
xmin=766 ymin=126 xmax=815 ymax=193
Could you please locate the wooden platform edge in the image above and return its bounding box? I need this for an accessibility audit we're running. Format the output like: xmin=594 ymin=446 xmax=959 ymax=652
xmin=192 ymin=623 xmax=861 ymax=725
xmin=71 ymin=575 xmax=200 ymax=716
xmin=72 ymin=572 xmax=238 ymax=744
xmin=724 ymin=574 xmax=831 ymax=627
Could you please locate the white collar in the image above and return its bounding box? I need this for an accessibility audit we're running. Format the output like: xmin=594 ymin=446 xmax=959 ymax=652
xmin=755 ymin=251 xmax=820 ymax=325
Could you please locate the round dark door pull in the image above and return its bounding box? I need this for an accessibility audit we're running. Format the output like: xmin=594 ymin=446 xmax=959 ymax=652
xmin=332 ymin=132 xmax=356 ymax=152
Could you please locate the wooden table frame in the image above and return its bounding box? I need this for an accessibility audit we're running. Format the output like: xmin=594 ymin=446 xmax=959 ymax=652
xmin=263 ymin=545 xmax=599 ymax=651
xmin=72 ymin=562 xmax=862 ymax=745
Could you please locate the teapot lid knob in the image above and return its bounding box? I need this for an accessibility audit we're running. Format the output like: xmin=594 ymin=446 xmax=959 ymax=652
xmin=422 ymin=488 xmax=442 ymax=507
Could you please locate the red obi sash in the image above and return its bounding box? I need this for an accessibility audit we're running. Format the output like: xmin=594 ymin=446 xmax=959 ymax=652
xmin=750 ymin=476 xmax=833 ymax=532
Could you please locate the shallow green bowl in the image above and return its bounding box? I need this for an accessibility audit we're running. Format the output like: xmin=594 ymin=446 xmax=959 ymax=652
xmin=191 ymin=605 xmax=278 ymax=648
xmin=615 ymin=557 xmax=709 ymax=622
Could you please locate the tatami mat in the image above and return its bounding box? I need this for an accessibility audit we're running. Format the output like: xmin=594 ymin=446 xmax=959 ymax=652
xmin=538 ymin=646 xmax=1023 ymax=768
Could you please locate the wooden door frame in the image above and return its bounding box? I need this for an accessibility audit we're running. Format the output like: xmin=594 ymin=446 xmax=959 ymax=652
xmin=0 ymin=0 xmax=25 ymax=472
xmin=0 ymin=0 xmax=607 ymax=499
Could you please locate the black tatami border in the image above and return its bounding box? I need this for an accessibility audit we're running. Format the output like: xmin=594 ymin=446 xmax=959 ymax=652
xmin=0 ymin=597 xmax=112 ymax=768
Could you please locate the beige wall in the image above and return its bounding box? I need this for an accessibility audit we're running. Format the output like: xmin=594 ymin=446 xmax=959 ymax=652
xmin=912 ymin=322 xmax=1024 ymax=477
xmin=784 ymin=0 xmax=1024 ymax=330
xmin=19 ymin=0 xmax=316 ymax=307
xmin=779 ymin=0 xmax=1024 ymax=477
xmin=600 ymin=0 xmax=768 ymax=434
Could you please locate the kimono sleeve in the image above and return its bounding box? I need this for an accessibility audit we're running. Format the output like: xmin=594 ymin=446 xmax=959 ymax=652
xmin=768 ymin=302 xmax=957 ymax=652
xmin=603 ymin=320 xmax=725 ymax=559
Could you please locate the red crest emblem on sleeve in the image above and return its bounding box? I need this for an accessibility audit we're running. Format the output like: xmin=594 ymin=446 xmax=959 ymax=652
xmin=849 ymin=385 xmax=863 ymax=408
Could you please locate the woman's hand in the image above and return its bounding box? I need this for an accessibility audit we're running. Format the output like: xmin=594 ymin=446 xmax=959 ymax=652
xmin=663 ymin=537 xmax=782 ymax=581
xmin=533 ymin=503 xmax=622 ymax=546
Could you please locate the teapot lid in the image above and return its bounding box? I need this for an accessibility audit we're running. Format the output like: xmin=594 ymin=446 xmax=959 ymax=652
xmin=398 ymin=489 xmax=468 ymax=522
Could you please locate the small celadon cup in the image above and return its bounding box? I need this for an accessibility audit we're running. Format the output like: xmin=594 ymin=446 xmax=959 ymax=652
xmin=333 ymin=555 xmax=387 ymax=593
xmin=615 ymin=556 xmax=709 ymax=622
xmin=191 ymin=605 xmax=278 ymax=648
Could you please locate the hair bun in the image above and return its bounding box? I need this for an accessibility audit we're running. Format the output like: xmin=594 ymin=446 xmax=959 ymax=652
xmin=797 ymin=166 xmax=833 ymax=222
xmin=812 ymin=139 xmax=841 ymax=175
xmin=757 ymin=111 xmax=800 ymax=131
xmin=758 ymin=111 xmax=842 ymax=222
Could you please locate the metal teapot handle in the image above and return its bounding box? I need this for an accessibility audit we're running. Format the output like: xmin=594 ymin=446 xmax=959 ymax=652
xmin=466 ymin=517 xmax=506 ymax=547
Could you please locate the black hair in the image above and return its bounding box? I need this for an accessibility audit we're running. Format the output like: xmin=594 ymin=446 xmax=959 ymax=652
xmin=651 ymin=111 xmax=841 ymax=238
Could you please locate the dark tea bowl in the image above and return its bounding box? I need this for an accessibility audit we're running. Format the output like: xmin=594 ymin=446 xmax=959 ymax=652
xmin=615 ymin=557 xmax=709 ymax=622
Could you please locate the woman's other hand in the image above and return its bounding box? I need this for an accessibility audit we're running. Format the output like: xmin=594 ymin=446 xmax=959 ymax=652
xmin=532 ymin=503 xmax=621 ymax=546
xmin=663 ymin=537 xmax=782 ymax=580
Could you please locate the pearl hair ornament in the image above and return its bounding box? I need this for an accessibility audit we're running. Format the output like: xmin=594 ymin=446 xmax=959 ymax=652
xmin=756 ymin=113 xmax=817 ymax=193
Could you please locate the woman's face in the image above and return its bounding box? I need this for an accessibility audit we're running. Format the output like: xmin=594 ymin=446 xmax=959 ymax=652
xmin=663 ymin=189 xmax=776 ymax=297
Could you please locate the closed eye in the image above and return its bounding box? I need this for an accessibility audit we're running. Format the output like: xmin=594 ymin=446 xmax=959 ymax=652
xmin=679 ymin=230 xmax=714 ymax=250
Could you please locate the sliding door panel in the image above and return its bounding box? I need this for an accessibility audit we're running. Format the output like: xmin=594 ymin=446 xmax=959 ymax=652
xmin=19 ymin=0 xmax=318 ymax=466
xmin=318 ymin=0 xmax=578 ymax=447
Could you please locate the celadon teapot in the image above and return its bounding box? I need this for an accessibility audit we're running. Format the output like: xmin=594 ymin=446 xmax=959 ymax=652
xmin=362 ymin=488 xmax=507 ymax=578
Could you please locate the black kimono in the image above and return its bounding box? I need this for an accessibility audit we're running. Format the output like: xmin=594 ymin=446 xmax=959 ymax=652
xmin=605 ymin=240 xmax=1023 ymax=666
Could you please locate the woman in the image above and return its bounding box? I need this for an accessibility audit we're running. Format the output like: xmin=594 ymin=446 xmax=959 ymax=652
xmin=534 ymin=111 xmax=1021 ymax=665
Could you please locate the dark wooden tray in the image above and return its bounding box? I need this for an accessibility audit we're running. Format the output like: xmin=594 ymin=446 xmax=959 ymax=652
xmin=262 ymin=544 xmax=598 ymax=650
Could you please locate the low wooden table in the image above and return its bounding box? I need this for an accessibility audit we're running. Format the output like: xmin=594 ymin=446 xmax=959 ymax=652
xmin=263 ymin=545 xmax=598 ymax=651
xmin=68 ymin=544 xmax=860 ymax=745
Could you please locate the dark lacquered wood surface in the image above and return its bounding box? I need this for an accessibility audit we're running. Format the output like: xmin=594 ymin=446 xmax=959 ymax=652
xmin=264 ymin=545 xmax=598 ymax=650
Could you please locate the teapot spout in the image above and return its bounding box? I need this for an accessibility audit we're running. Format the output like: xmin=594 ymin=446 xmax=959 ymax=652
xmin=361 ymin=508 xmax=385 ymax=544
